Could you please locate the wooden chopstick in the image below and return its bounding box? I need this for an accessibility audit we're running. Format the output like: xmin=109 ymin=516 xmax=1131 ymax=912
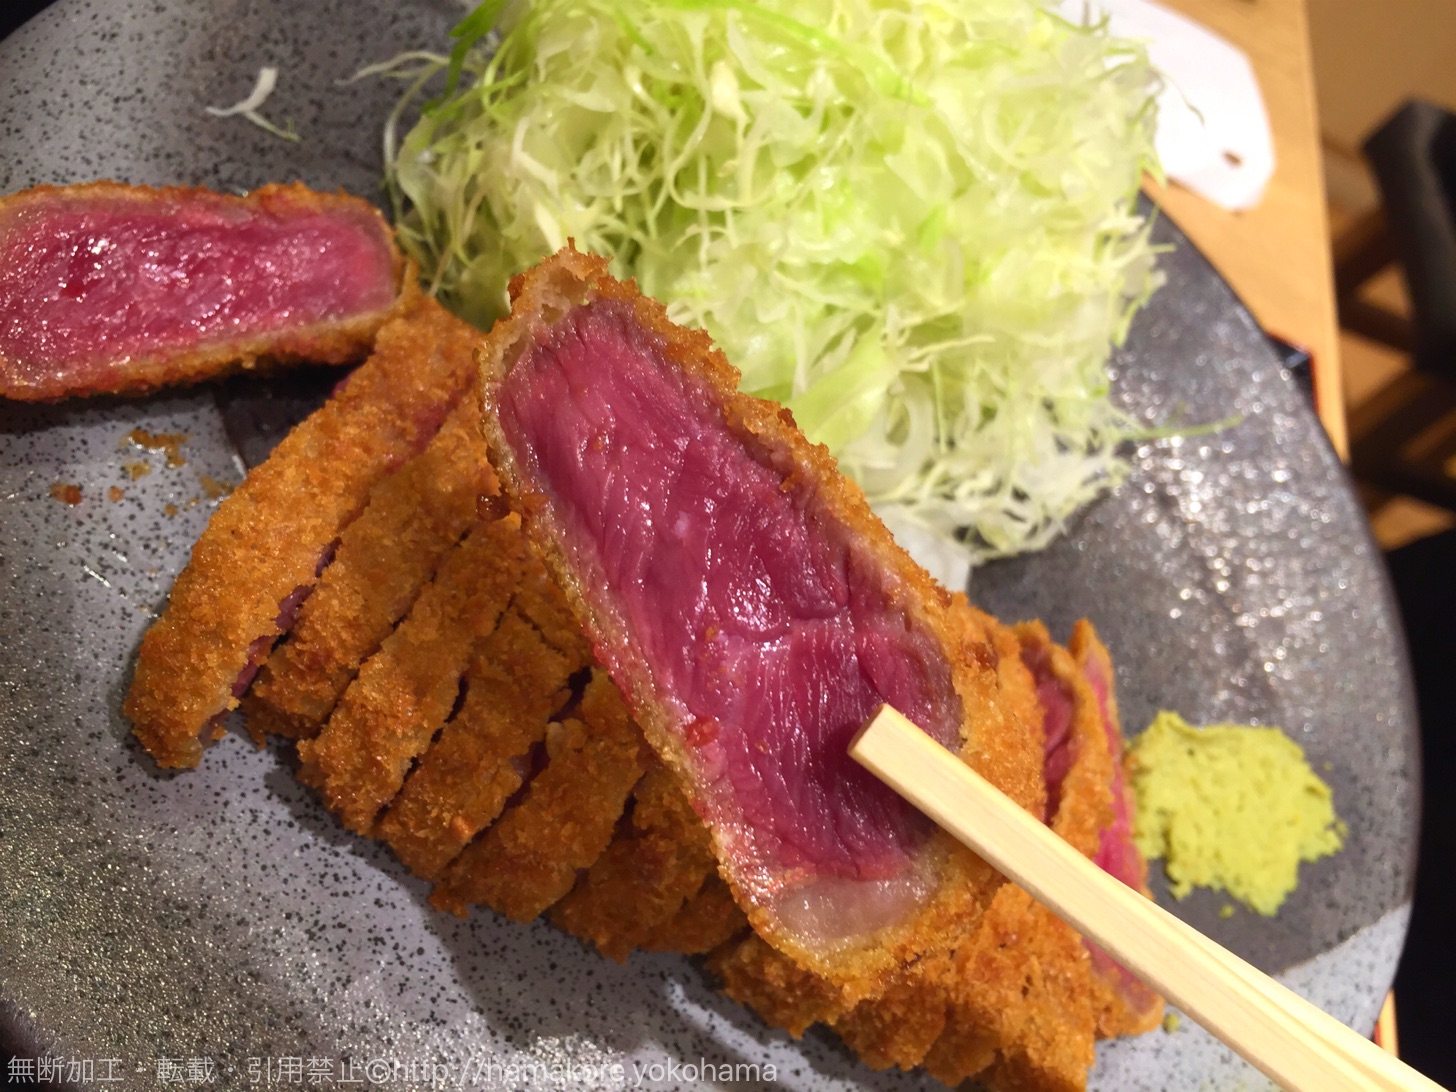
xmin=849 ymin=705 xmax=1446 ymax=1092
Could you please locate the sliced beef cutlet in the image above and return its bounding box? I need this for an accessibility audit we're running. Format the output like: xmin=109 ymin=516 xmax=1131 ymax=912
xmin=702 ymin=616 xmax=1151 ymax=1092
xmin=374 ymin=586 xmax=589 ymax=882
xmin=1067 ymin=620 xmax=1164 ymax=1039
xmin=640 ymin=876 xmax=748 ymax=956
xmin=431 ymin=669 xmax=649 ymax=921
xmin=550 ymin=763 xmax=721 ymax=962
xmin=244 ymin=393 xmax=499 ymax=742
xmin=125 ymin=297 xmax=479 ymax=768
xmin=294 ymin=514 xmax=526 ymax=833
xmin=478 ymin=246 xmax=1043 ymax=1000
xmin=705 ymin=608 xmax=1054 ymax=1061
xmin=0 ymin=181 xmax=410 ymax=401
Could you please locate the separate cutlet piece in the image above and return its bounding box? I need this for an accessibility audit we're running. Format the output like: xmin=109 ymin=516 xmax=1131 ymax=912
xmin=478 ymin=246 xmax=1042 ymax=998
xmin=641 ymin=877 xmax=748 ymax=956
xmin=126 ymin=298 xmax=478 ymax=768
xmin=245 ymin=394 xmax=499 ymax=741
xmin=550 ymin=764 xmax=720 ymax=961
xmin=374 ymin=581 xmax=589 ymax=881
xmin=706 ymin=615 xmax=1149 ymax=1091
xmin=829 ymin=609 xmax=1054 ymax=1073
xmin=0 ymin=181 xmax=410 ymax=400
xmin=1015 ymin=621 xmax=1116 ymax=859
xmin=1066 ymin=619 xmax=1164 ymax=1039
xmin=431 ymin=670 xmax=649 ymax=920
xmin=295 ymin=514 xmax=525 ymax=832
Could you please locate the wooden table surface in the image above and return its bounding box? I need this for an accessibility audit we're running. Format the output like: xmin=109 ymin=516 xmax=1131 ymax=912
xmin=1147 ymin=0 xmax=1347 ymax=458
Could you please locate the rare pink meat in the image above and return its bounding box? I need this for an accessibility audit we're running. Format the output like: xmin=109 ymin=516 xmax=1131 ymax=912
xmin=1079 ymin=653 xmax=1143 ymax=890
xmin=476 ymin=250 xmax=1047 ymax=986
xmin=0 ymin=181 xmax=406 ymax=400
xmin=496 ymin=297 xmax=960 ymax=889
xmin=1025 ymin=642 xmax=1078 ymax=823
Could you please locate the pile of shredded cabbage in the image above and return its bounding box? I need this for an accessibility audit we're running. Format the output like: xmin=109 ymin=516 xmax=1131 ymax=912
xmin=378 ymin=0 xmax=1161 ymax=564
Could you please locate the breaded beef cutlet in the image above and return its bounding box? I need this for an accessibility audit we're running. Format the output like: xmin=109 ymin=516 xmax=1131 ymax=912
xmin=374 ymin=580 xmax=589 ymax=881
xmin=550 ymin=764 xmax=721 ymax=962
xmin=477 ymin=246 xmax=1044 ymax=1002
xmin=430 ymin=670 xmax=649 ymax=921
xmin=245 ymin=393 xmax=499 ymax=741
xmin=0 ymin=181 xmax=410 ymax=401
xmin=294 ymin=514 xmax=526 ymax=832
xmin=125 ymin=297 xmax=478 ymax=767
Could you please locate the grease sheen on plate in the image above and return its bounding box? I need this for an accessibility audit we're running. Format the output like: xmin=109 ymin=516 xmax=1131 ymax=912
xmin=0 ymin=2 xmax=1417 ymax=1089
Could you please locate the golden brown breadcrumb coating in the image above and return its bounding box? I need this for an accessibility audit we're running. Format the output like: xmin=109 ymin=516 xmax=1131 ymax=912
xmin=1067 ymin=619 xmax=1164 ymax=1039
xmin=701 ymin=615 xmax=1138 ymax=1092
xmin=125 ymin=297 xmax=478 ymax=768
xmin=430 ymin=670 xmax=648 ymax=920
xmin=921 ymin=886 xmax=1096 ymax=1092
xmin=1014 ymin=620 xmax=1116 ymax=859
xmin=244 ymin=393 xmax=498 ymax=741
xmin=295 ymin=514 xmax=525 ymax=832
xmin=374 ymin=598 xmax=586 ymax=881
xmin=550 ymin=765 xmax=719 ymax=961
xmin=640 ymin=877 xmax=748 ymax=956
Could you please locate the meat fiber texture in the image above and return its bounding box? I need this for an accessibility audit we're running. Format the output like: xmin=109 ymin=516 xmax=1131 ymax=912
xmin=125 ymin=296 xmax=479 ymax=767
xmin=476 ymin=246 xmax=1045 ymax=1002
xmin=710 ymin=617 xmax=1161 ymax=1092
xmin=0 ymin=181 xmax=412 ymax=401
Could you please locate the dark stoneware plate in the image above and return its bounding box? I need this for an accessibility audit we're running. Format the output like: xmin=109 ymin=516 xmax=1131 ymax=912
xmin=0 ymin=2 xmax=1417 ymax=1089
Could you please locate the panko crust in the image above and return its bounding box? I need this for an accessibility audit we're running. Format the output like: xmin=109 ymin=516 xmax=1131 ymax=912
xmin=124 ymin=297 xmax=479 ymax=767
xmin=243 ymin=394 xmax=499 ymax=742
xmin=1067 ymin=620 xmax=1164 ymax=1039
xmin=550 ymin=764 xmax=720 ymax=962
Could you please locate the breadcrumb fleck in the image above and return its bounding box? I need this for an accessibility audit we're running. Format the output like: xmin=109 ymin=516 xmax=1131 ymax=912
xmin=127 ymin=427 xmax=188 ymax=468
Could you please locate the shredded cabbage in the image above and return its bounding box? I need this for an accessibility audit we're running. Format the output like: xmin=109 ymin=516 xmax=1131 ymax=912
xmin=206 ymin=66 xmax=300 ymax=143
xmin=381 ymin=0 xmax=1161 ymax=563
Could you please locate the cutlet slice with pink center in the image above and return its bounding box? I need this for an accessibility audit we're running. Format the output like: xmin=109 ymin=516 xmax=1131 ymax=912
xmin=1067 ymin=620 xmax=1164 ymax=1038
xmin=0 ymin=181 xmax=408 ymax=400
xmin=125 ymin=298 xmax=478 ymax=768
xmin=478 ymin=247 xmax=1041 ymax=992
xmin=295 ymin=514 xmax=525 ymax=832
xmin=244 ymin=394 xmax=498 ymax=742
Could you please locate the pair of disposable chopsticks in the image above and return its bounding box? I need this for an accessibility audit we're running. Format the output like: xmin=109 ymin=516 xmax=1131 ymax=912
xmin=850 ymin=706 xmax=1446 ymax=1092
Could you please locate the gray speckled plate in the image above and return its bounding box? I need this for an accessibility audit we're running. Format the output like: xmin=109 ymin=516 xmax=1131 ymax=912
xmin=0 ymin=2 xmax=1418 ymax=1090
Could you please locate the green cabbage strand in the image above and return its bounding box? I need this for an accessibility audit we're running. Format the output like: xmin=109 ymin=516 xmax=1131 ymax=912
xmin=382 ymin=0 xmax=1161 ymax=562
